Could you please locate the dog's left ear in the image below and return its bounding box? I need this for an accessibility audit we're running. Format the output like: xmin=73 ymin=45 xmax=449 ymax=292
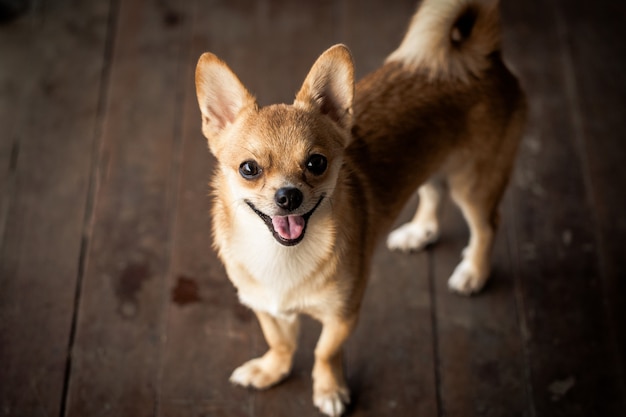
xmin=295 ymin=44 xmax=354 ymax=133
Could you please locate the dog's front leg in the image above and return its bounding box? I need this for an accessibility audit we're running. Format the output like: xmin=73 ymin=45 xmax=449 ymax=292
xmin=230 ymin=310 xmax=300 ymax=389
xmin=312 ymin=315 xmax=357 ymax=417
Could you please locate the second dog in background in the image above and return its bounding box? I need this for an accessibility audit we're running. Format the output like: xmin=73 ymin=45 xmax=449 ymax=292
xmin=195 ymin=0 xmax=526 ymax=415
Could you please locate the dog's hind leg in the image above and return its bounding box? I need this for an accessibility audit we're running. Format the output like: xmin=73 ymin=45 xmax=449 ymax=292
xmin=446 ymin=171 xmax=504 ymax=295
xmin=230 ymin=311 xmax=299 ymax=389
xmin=387 ymin=179 xmax=443 ymax=252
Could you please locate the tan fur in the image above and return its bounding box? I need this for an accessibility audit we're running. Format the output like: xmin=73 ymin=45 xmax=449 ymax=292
xmin=195 ymin=0 xmax=526 ymax=415
xmin=386 ymin=0 xmax=501 ymax=82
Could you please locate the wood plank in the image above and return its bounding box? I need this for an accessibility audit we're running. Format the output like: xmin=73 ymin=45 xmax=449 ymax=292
xmin=551 ymin=0 xmax=626 ymax=397
xmin=426 ymin=8 xmax=533 ymax=415
xmin=0 ymin=1 xmax=111 ymax=415
xmin=342 ymin=1 xmax=439 ymax=416
xmin=342 ymin=0 xmax=415 ymax=78
xmin=160 ymin=2 xmax=347 ymax=416
xmin=63 ymin=0 xmax=191 ymax=415
xmin=252 ymin=2 xmax=356 ymax=415
xmin=251 ymin=1 xmax=344 ymax=415
xmin=502 ymin=0 xmax=625 ymax=414
xmin=158 ymin=1 xmax=260 ymax=416
xmin=252 ymin=0 xmax=341 ymax=105
xmin=0 ymin=16 xmax=32 ymax=243
xmin=347 ymin=199 xmax=438 ymax=417
xmin=432 ymin=196 xmax=528 ymax=416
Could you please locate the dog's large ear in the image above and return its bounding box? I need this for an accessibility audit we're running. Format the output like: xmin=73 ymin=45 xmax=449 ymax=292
xmin=195 ymin=53 xmax=256 ymax=144
xmin=294 ymin=44 xmax=354 ymax=132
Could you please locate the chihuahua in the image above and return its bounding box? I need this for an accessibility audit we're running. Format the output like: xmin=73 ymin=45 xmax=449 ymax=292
xmin=194 ymin=0 xmax=526 ymax=415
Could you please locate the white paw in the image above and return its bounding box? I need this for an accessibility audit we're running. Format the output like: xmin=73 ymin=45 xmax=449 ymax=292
xmin=387 ymin=222 xmax=439 ymax=252
xmin=447 ymin=259 xmax=488 ymax=295
xmin=314 ymin=386 xmax=350 ymax=417
xmin=229 ymin=357 xmax=288 ymax=390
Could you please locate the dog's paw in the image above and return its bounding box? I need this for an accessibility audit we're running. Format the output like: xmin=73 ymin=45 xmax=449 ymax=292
xmin=447 ymin=259 xmax=488 ymax=295
xmin=313 ymin=385 xmax=350 ymax=417
xmin=386 ymin=222 xmax=439 ymax=252
xmin=229 ymin=356 xmax=289 ymax=390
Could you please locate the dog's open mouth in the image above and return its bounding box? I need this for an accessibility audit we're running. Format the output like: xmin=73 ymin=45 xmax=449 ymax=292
xmin=246 ymin=195 xmax=325 ymax=246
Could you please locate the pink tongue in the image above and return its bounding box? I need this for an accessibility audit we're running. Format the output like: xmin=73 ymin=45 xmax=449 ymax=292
xmin=272 ymin=215 xmax=305 ymax=240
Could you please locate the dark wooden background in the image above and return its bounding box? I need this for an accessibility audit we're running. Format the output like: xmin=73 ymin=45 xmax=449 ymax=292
xmin=1 ymin=0 xmax=625 ymax=416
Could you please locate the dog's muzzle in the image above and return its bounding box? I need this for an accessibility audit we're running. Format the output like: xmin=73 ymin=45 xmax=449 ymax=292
xmin=246 ymin=194 xmax=325 ymax=246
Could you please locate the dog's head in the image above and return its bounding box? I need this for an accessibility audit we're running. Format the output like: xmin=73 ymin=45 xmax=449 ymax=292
xmin=195 ymin=45 xmax=354 ymax=246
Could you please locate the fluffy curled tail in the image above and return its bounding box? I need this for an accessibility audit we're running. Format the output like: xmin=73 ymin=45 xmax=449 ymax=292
xmin=386 ymin=0 xmax=500 ymax=82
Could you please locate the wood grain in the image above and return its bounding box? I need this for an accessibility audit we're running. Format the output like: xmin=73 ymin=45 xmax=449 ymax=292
xmin=1 ymin=0 xmax=625 ymax=416
xmin=63 ymin=0 xmax=190 ymax=415
xmin=0 ymin=1 xmax=110 ymax=415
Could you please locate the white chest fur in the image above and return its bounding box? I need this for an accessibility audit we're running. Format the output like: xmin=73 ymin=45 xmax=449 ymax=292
xmin=220 ymin=201 xmax=337 ymax=318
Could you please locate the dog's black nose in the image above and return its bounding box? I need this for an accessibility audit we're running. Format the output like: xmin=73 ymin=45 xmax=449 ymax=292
xmin=275 ymin=187 xmax=303 ymax=211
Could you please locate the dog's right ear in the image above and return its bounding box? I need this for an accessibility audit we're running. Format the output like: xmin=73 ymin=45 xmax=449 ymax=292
xmin=195 ymin=53 xmax=256 ymax=146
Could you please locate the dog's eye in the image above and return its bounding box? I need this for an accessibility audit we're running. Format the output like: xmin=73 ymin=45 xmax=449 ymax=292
xmin=306 ymin=154 xmax=327 ymax=176
xmin=239 ymin=160 xmax=261 ymax=179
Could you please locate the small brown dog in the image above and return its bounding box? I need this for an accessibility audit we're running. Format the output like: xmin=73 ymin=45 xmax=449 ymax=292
xmin=194 ymin=0 xmax=526 ymax=415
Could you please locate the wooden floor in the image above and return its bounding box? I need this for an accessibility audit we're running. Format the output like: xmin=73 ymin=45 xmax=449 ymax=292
xmin=1 ymin=0 xmax=625 ymax=416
